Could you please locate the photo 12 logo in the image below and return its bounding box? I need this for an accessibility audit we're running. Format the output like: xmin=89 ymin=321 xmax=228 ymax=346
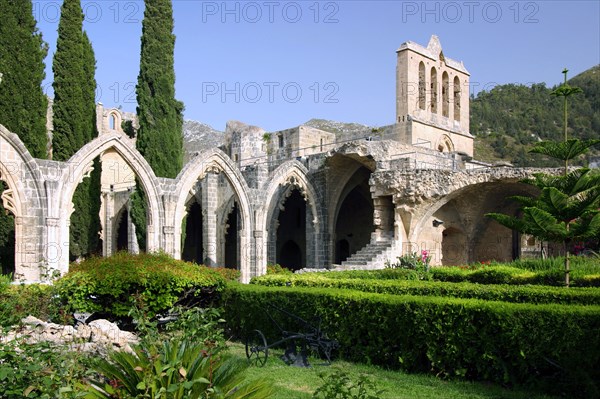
xmin=201 ymin=81 xmax=340 ymax=104
xmin=32 ymin=1 xmax=143 ymax=24
xmin=201 ymin=1 xmax=340 ymax=23
xmin=401 ymin=1 xmax=540 ymax=23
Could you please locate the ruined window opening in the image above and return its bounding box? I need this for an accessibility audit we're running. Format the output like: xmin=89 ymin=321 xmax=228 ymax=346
xmin=278 ymin=135 xmax=284 ymax=148
xmin=442 ymin=71 xmax=449 ymax=118
xmin=430 ymin=67 xmax=438 ymax=114
xmin=418 ymin=62 xmax=426 ymax=110
xmin=109 ymin=114 xmax=117 ymax=130
xmin=453 ymin=76 xmax=461 ymax=122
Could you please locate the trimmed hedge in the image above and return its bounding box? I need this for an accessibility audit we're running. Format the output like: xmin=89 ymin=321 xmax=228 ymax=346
xmin=251 ymin=274 xmax=600 ymax=305
xmin=54 ymin=252 xmax=226 ymax=318
xmin=301 ymin=265 xmax=600 ymax=287
xmin=222 ymin=284 xmax=600 ymax=398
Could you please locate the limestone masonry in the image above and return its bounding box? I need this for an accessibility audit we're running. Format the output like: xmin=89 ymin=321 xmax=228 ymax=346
xmin=0 ymin=36 xmax=553 ymax=283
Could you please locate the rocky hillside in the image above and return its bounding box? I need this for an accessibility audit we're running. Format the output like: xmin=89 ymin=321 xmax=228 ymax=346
xmin=182 ymin=120 xmax=224 ymax=161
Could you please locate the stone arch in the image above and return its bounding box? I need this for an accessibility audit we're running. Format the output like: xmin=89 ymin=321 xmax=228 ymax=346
xmin=58 ymin=133 xmax=162 ymax=274
xmin=258 ymin=160 xmax=321 ymax=271
xmin=174 ymin=148 xmax=253 ymax=281
xmin=410 ymin=181 xmax=537 ymax=264
xmin=436 ymin=134 xmax=455 ymax=153
xmin=0 ymin=125 xmax=45 ymax=281
xmin=326 ymin=154 xmax=376 ymax=264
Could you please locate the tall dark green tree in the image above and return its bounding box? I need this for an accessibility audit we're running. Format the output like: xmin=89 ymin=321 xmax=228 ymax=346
xmin=132 ymin=0 xmax=185 ymax=250
xmin=52 ymin=0 xmax=85 ymax=162
xmin=0 ymin=0 xmax=49 ymax=275
xmin=135 ymin=0 xmax=184 ymax=177
xmin=52 ymin=0 xmax=101 ymax=258
xmin=81 ymin=31 xmax=102 ymax=255
xmin=0 ymin=0 xmax=49 ymax=157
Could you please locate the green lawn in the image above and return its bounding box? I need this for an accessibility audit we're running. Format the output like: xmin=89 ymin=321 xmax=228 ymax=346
xmin=228 ymin=343 xmax=558 ymax=399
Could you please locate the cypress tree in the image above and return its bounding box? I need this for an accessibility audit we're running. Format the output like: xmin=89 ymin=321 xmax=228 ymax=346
xmin=132 ymin=0 xmax=185 ymax=251
xmin=0 ymin=0 xmax=49 ymax=158
xmin=52 ymin=0 xmax=101 ymax=258
xmin=82 ymin=31 xmax=102 ymax=255
xmin=0 ymin=0 xmax=48 ymax=275
xmin=52 ymin=0 xmax=84 ymax=162
xmin=136 ymin=0 xmax=184 ymax=178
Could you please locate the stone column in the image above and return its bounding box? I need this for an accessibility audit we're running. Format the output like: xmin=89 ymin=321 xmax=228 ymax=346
xmin=102 ymin=191 xmax=114 ymax=257
xmin=162 ymin=194 xmax=177 ymax=257
xmin=372 ymin=196 xmax=394 ymax=241
xmin=202 ymin=173 xmax=218 ymax=266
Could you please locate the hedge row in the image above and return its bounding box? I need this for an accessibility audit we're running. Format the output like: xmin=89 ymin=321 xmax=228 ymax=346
xmin=251 ymin=274 xmax=600 ymax=305
xmin=304 ymin=266 xmax=600 ymax=287
xmin=222 ymin=284 xmax=600 ymax=398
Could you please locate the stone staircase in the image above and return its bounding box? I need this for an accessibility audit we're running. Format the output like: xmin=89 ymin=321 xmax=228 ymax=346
xmin=339 ymin=234 xmax=395 ymax=270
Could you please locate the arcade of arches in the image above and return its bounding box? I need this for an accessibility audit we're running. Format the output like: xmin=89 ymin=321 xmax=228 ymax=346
xmin=0 ymin=125 xmax=553 ymax=283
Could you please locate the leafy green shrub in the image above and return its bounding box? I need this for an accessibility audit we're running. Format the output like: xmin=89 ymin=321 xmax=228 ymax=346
xmin=251 ymin=274 xmax=600 ymax=305
xmin=0 ymin=284 xmax=66 ymax=327
xmin=0 ymin=338 xmax=97 ymax=398
xmin=0 ymin=273 xmax=11 ymax=294
xmin=222 ymin=284 xmax=600 ymax=398
xmin=266 ymin=264 xmax=293 ymax=275
xmin=313 ymin=370 xmax=384 ymax=399
xmin=212 ymin=267 xmax=241 ymax=281
xmin=54 ymin=252 xmax=226 ymax=318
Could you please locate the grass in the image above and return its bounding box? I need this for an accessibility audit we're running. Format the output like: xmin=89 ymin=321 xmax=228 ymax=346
xmin=227 ymin=342 xmax=559 ymax=399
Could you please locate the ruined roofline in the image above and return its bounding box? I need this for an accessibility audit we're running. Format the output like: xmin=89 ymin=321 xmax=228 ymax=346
xmin=397 ymin=35 xmax=470 ymax=75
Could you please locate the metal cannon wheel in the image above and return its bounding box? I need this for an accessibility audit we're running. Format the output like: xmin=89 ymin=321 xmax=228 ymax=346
xmin=245 ymin=329 xmax=268 ymax=367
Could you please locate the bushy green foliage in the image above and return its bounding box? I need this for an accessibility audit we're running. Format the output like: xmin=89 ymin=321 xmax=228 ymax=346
xmin=251 ymin=274 xmax=600 ymax=305
xmin=212 ymin=267 xmax=241 ymax=281
xmin=0 ymin=338 xmax=97 ymax=398
xmin=0 ymin=284 xmax=65 ymax=327
xmin=54 ymin=252 xmax=226 ymax=318
xmin=313 ymin=370 xmax=384 ymax=399
xmin=222 ymin=284 xmax=600 ymax=397
xmin=266 ymin=264 xmax=293 ymax=275
xmin=136 ymin=0 xmax=184 ymax=179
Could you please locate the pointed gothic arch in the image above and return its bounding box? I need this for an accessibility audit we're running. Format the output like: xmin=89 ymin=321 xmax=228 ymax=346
xmin=57 ymin=133 xmax=162 ymax=274
xmin=174 ymin=148 xmax=253 ymax=281
xmin=256 ymin=160 xmax=321 ymax=272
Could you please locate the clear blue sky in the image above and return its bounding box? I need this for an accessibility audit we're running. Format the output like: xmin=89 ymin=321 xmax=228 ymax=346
xmin=35 ymin=1 xmax=600 ymax=132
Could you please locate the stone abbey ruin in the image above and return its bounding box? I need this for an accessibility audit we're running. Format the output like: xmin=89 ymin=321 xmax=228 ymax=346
xmin=1 ymin=36 xmax=548 ymax=283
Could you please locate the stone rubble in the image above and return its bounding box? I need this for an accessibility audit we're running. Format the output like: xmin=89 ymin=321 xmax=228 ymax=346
xmin=0 ymin=316 xmax=138 ymax=354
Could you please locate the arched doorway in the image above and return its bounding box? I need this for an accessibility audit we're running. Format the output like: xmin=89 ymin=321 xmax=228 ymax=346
xmin=334 ymin=167 xmax=374 ymax=263
xmin=276 ymin=189 xmax=306 ymax=270
xmin=182 ymin=200 xmax=203 ymax=263
xmin=0 ymin=181 xmax=15 ymax=276
xmin=115 ymin=208 xmax=129 ymax=252
xmin=224 ymin=202 xmax=239 ymax=269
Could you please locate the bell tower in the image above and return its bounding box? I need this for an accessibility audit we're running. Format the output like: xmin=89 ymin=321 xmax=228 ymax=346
xmin=395 ymin=35 xmax=473 ymax=156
